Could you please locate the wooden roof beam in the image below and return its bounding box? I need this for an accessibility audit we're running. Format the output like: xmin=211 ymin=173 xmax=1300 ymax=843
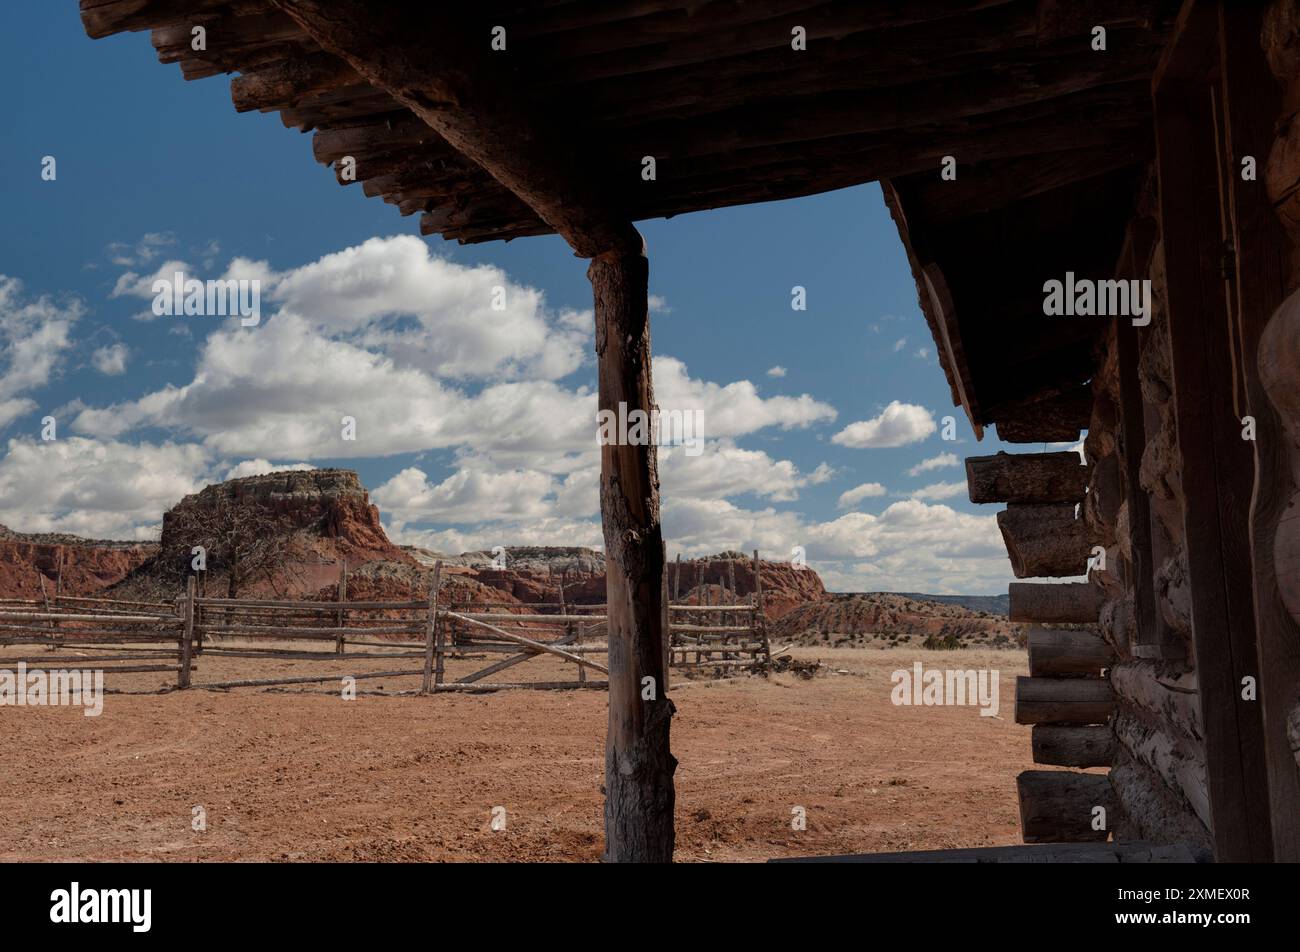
xmin=883 ymin=180 xmax=983 ymax=437
xmin=519 ymin=0 xmax=1026 ymax=80
xmin=990 ymin=385 xmax=1094 ymax=444
xmin=605 ymin=44 xmax=1161 ymax=153
xmin=966 ymin=451 xmax=1090 ymax=505
xmin=898 ymin=146 xmax=1147 ymax=224
xmin=269 ymin=0 xmax=638 ymax=257
xmin=997 ymin=504 xmax=1090 ymax=578
xmin=1009 ymin=581 xmax=1105 ymax=623
xmin=231 ymin=51 xmax=362 ymax=113
xmin=81 ymin=0 xmax=240 ymax=38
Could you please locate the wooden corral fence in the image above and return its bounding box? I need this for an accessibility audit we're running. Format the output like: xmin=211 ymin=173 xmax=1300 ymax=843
xmin=0 ymin=591 xmax=187 ymax=685
xmin=0 ymin=554 xmax=771 ymax=693
xmin=667 ymin=550 xmax=772 ymax=671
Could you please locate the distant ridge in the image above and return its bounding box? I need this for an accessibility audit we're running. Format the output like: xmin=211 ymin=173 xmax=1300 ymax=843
xmin=771 ymin=592 xmax=1021 ymax=648
xmin=891 ymin=592 xmax=1009 ymax=616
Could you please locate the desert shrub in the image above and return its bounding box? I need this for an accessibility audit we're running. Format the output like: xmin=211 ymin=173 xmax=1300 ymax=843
xmin=922 ymin=633 xmax=964 ymax=650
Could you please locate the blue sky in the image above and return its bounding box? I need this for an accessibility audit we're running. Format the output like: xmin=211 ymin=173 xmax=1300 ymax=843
xmin=0 ymin=4 xmax=1045 ymax=594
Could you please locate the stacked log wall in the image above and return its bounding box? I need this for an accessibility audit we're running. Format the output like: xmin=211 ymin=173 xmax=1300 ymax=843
xmin=1086 ymin=186 xmax=1210 ymax=852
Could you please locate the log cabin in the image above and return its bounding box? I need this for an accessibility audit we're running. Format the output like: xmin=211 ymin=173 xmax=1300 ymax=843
xmin=78 ymin=0 xmax=1300 ymax=862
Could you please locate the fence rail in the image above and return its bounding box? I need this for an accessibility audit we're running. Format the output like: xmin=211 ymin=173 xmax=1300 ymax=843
xmin=0 ymin=551 xmax=773 ymax=692
xmin=0 ymin=591 xmax=187 ymax=683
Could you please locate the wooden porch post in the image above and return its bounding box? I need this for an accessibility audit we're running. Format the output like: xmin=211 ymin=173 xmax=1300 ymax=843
xmin=591 ymin=244 xmax=675 ymax=863
xmin=269 ymin=0 xmax=674 ymax=863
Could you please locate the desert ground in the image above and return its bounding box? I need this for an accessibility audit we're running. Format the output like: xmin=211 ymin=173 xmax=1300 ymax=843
xmin=1 ymin=646 xmax=1042 ymax=862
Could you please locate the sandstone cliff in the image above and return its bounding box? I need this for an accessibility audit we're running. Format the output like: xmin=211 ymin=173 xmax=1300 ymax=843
xmin=162 ymin=469 xmax=408 ymax=566
xmin=0 ymin=525 xmax=156 ymax=598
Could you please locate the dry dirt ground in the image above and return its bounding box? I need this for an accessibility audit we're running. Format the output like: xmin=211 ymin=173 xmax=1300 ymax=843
xmin=0 ymin=645 xmax=1041 ymax=862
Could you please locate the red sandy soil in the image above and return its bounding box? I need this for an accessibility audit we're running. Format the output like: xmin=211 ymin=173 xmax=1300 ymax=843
xmin=0 ymin=647 xmax=1045 ymax=862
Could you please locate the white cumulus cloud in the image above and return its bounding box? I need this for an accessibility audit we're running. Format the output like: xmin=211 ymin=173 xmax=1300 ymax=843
xmin=906 ymin=452 xmax=959 ymax=477
xmin=91 ymin=342 xmax=129 ymax=376
xmin=832 ymin=401 xmax=935 ymax=449
xmin=837 ymin=482 xmax=887 ymax=509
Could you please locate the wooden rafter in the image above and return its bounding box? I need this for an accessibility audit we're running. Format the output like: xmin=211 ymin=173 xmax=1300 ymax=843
xmin=267 ymin=0 xmax=639 ymax=257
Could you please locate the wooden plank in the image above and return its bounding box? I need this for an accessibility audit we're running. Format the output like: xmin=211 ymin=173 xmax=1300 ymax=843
xmin=1027 ymin=627 xmax=1115 ymax=676
xmin=449 ymin=612 xmax=609 ymax=624
xmin=457 ymin=631 xmax=579 ymax=686
xmin=433 ymin=681 xmax=609 ymax=693
xmin=1219 ymin=0 xmax=1300 ymax=862
xmin=966 ymin=451 xmax=1089 ymax=504
xmin=881 ymin=181 xmax=983 ymax=435
xmin=1154 ymin=16 xmax=1275 ymax=860
xmin=1115 ymin=315 xmax=1165 ymax=654
xmin=1014 ymin=676 xmax=1115 ymax=725
xmin=0 ymin=653 xmax=185 ymax=664
xmin=1031 ymin=725 xmax=1116 ymax=768
xmin=993 ymin=386 xmax=1092 ymax=443
xmin=1009 ymin=582 xmax=1105 ymax=622
xmin=443 ymin=611 xmax=608 ymax=674
xmin=195 ymin=597 xmax=426 ymax=610
xmin=17 ymin=664 xmax=182 ymax=674
xmin=0 ymin=611 xmax=177 ymax=624
xmin=196 ymin=624 xmax=421 ymax=636
xmin=0 ymin=635 xmax=184 ymax=646
xmin=1152 ymin=0 xmax=1219 ymax=96
xmin=667 ymin=623 xmax=752 ymax=634
xmin=1017 ymin=770 xmax=1117 ymax=843
xmin=997 ymin=504 xmax=1089 ymax=578
xmin=666 ymin=605 xmax=753 ymax=614
xmin=192 ymin=669 xmax=423 ymax=690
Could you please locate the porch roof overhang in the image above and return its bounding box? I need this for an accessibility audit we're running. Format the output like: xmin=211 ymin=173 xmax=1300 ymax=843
xmin=82 ymin=0 xmax=1180 ymax=438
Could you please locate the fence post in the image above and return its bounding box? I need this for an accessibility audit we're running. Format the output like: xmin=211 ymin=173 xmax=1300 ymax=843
xmin=422 ymin=560 xmax=443 ymax=694
xmin=699 ymin=566 xmax=709 ymax=665
xmin=753 ymin=549 xmax=770 ymax=671
xmin=726 ymin=558 xmax=738 ymax=660
xmin=178 ymin=575 xmax=195 ymax=689
xmin=560 ymin=569 xmax=583 ymax=684
xmin=37 ymin=572 xmax=56 ymax=637
xmin=434 ymin=610 xmax=446 ymax=688
xmin=335 ymin=558 xmax=348 ymax=656
xmin=195 ymin=571 xmax=206 ymax=654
